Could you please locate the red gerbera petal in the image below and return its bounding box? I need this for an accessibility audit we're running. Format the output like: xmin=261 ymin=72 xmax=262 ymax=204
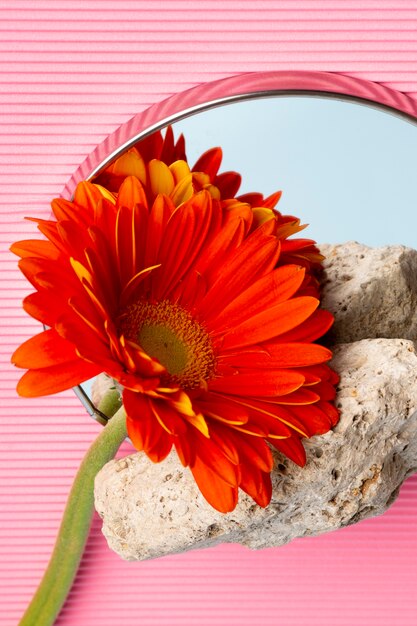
xmin=16 ymin=360 xmax=101 ymax=398
xmin=12 ymin=328 xmax=78 ymax=369
xmin=269 ymin=435 xmax=307 ymax=467
xmin=208 ymin=369 xmax=305 ymax=397
xmin=239 ymin=464 xmax=272 ymax=508
xmin=207 ymin=265 xmax=306 ymax=334
xmin=190 ymin=456 xmax=239 ymax=514
xmin=192 ymin=147 xmax=223 ymax=179
xmin=221 ymin=297 xmax=319 ymax=350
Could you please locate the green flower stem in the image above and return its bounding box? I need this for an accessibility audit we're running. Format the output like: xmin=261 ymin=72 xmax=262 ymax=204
xmin=98 ymin=387 xmax=122 ymax=419
xmin=18 ymin=406 xmax=127 ymax=626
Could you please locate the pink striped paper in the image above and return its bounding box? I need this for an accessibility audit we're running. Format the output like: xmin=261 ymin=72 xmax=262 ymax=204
xmin=2 ymin=2 xmax=417 ymax=625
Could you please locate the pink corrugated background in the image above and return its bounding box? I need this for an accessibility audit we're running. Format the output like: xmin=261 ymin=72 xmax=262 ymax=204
xmin=2 ymin=2 xmax=417 ymax=625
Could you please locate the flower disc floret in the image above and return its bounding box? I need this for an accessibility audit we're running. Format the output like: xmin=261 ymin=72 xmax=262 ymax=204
xmin=118 ymin=299 xmax=216 ymax=389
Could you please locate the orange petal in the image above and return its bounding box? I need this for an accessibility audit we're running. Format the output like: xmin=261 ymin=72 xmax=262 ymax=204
xmin=10 ymin=239 xmax=61 ymax=261
xmin=222 ymin=297 xmax=319 ymax=350
xmin=222 ymin=342 xmax=332 ymax=369
xmin=12 ymin=329 xmax=77 ymax=369
xmin=56 ymin=219 xmax=90 ymax=261
xmin=317 ymin=400 xmax=340 ymax=427
xmin=170 ymin=174 xmax=194 ymax=206
xmin=239 ymin=465 xmax=272 ymax=508
xmin=184 ymin=411 xmax=210 ymax=438
xmin=69 ymin=259 xmax=109 ymax=321
xmin=190 ymin=430 xmax=240 ymax=487
xmin=193 ymin=213 xmax=245 ymax=281
xmin=144 ymin=194 xmax=176 ymax=267
xmin=118 ymin=336 xmax=165 ymax=379
xmin=223 ymin=395 xmax=301 ymax=437
xmin=262 ymin=190 xmax=283 ymax=210
xmin=266 ymin=388 xmax=321 ymax=405
xmin=125 ymin=394 xmax=151 ymax=450
xmin=154 ymin=190 xmax=213 ymax=299
xmin=117 ymin=175 xmax=148 ymax=210
xmin=312 ymin=380 xmax=337 ymax=401
xmin=135 ymin=131 xmax=163 ymax=162
xmin=23 ymin=291 xmax=65 ymax=327
xmin=110 ymin=149 xmax=147 ymax=184
xmin=74 ymin=180 xmax=114 ymax=212
xmin=93 ymin=198 xmax=118 ymax=248
xmin=290 ymin=404 xmax=332 ymax=436
xmin=169 ymin=159 xmax=191 ymax=184
xmin=297 ymin=363 xmax=335 ymax=383
xmin=226 ymin=429 xmax=274 ymax=473
xmin=222 ymin=202 xmax=253 ymax=232
xmin=124 ymin=390 xmax=166 ymax=452
xmin=208 ymin=265 xmax=306 ymax=333
xmin=199 ymin=226 xmax=281 ymax=319
xmin=115 ymin=204 xmax=148 ymax=287
xmin=173 ymin=269 xmax=207 ymax=310
xmin=192 ymin=147 xmax=223 ymax=179
xmin=190 ymin=456 xmax=238 ymax=513
xmin=174 ymin=435 xmax=195 ymax=467
xmin=148 ymin=159 xmax=175 ymax=196
xmin=84 ymin=246 xmax=118 ymax=315
xmin=160 ymin=126 xmax=186 ymax=163
xmin=16 ymin=359 xmax=101 ymax=398
xmin=237 ymin=192 xmax=264 ymax=205
xmin=251 ymin=207 xmax=276 ymax=228
xmin=275 ymin=217 xmax=305 ymax=239
xmin=56 ymin=302 xmax=114 ymax=366
xmin=145 ymin=434 xmax=173 ymax=463
xmin=51 ymin=198 xmax=89 ymax=224
xmin=207 ymin=425 xmax=240 ymax=465
xmin=269 ymin=436 xmax=307 ymax=467
xmin=149 ymin=399 xmax=188 ymax=436
xmin=214 ymin=171 xmax=241 ymax=198
xmin=27 ymin=218 xmax=64 ymax=252
xmin=277 ymin=308 xmax=334 ymax=343
xmin=18 ymin=256 xmax=73 ymax=291
xmin=281 ymin=237 xmax=320 ymax=253
xmin=197 ymin=393 xmax=250 ymax=426
xmin=208 ymin=369 xmax=305 ymax=397
xmin=120 ymin=264 xmax=161 ymax=308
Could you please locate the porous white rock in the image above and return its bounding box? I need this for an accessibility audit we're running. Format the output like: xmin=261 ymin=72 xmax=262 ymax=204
xmin=320 ymin=242 xmax=417 ymax=343
xmin=94 ymin=339 xmax=417 ymax=561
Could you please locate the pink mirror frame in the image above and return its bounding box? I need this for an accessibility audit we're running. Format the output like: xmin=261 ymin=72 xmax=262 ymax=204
xmin=64 ymin=70 xmax=417 ymax=202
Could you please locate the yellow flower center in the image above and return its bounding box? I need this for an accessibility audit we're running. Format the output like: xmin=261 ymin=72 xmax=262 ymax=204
xmin=118 ymin=300 xmax=216 ymax=389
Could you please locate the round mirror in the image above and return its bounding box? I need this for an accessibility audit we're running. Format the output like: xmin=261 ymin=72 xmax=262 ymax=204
xmin=69 ymin=73 xmax=417 ymax=419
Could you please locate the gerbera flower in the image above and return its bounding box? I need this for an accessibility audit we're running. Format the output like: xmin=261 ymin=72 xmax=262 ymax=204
xmin=11 ymin=177 xmax=338 ymax=513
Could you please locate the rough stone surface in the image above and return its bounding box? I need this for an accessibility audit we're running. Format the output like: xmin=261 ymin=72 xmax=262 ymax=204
xmin=94 ymin=338 xmax=417 ymax=561
xmin=320 ymin=242 xmax=417 ymax=343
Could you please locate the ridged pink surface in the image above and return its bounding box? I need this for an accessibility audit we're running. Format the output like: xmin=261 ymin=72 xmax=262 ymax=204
xmin=2 ymin=2 xmax=417 ymax=625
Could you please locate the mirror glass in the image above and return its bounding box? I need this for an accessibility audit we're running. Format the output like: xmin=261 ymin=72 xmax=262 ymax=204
xmin=76 ymin=94 xmax=417 ymax=417
xmin=172 ymin=96 xmax=417 ymax=247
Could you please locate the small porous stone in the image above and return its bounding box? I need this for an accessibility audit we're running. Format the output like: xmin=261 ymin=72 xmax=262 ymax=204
xmin=94 ymin=337 xmax=417 ymax=561
xmin=320 ymin=242 xmax=417 ymax=343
